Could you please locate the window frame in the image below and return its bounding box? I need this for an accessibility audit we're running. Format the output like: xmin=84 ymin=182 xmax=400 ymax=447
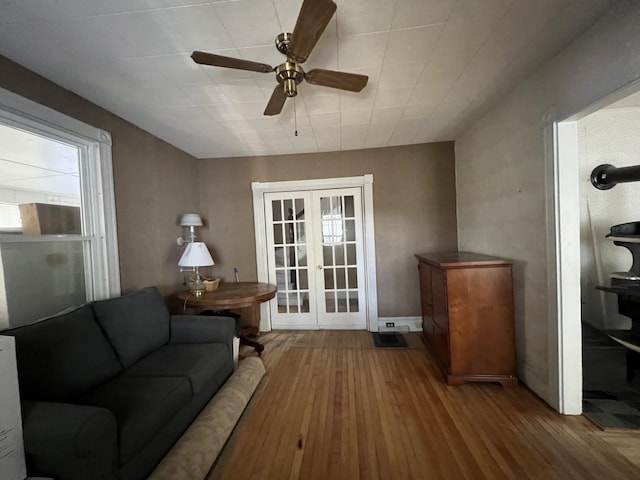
xmin=0 ymin=87 xmax=120 ymax=303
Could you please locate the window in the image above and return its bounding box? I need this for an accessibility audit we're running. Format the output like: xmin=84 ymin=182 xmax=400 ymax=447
xmin=0 ymin=88 xmax=120 ymax=329
xmin=0 ymin=204 xmax=21 ymax=231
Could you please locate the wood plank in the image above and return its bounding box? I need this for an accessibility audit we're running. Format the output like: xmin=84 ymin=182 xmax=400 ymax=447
xmin=209 ymin=331 xmax=640 ymax=479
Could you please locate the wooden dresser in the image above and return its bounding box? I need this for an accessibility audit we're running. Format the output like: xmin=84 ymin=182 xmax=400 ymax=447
xmin=415 ymin=252 xmax=517 ymax=386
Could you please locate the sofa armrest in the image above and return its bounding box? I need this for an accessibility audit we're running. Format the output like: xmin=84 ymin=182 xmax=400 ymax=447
xmin=169 ymin=314 xmax=237 ymax=345
xmin=21 ymin=400 xmax=118 ymax=480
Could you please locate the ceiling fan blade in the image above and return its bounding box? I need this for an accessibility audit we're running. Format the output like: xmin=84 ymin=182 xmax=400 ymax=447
xmin=305 ymin=69 xmax=368 ymax=92
xmin=191 ymin=51 xmax=273 ymax=73
xmin=288 ymin=0 xmax=336 ymax=63
xmin=264 ymin=85 xmax=287 ymax=116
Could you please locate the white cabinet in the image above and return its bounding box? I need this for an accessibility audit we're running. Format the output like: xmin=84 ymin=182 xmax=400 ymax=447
xmin=0 ymin=335 xmax=26 ymax=480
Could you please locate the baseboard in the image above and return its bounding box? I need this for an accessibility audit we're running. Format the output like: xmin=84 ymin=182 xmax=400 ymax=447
xmin=268 ymin=316 xmax=423 ymax=332
xmin=378 ymin=316 xmax=422 ymax=332
xmin=271 ymin=323 xmax=318 ymax=330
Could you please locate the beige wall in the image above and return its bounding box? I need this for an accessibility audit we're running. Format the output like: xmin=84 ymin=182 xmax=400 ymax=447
xmin=454 ymin=2 xmax=640 ymax=405
xmin=0 ymin=56 xmax=199 ymax=295
xmin=198 ymin=143 xmax=457 ymax=317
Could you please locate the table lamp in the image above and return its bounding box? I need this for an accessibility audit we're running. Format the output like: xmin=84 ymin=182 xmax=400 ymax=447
xmin=178 ymin=242 xmax=214 ymax=297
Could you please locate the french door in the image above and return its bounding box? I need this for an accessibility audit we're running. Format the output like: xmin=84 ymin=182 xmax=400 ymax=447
xmin=265 ymin=187 xmax=366 ymax=329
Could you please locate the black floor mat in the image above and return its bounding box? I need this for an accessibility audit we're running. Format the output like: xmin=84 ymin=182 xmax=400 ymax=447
xmin=583 ymin=390 xmax=640 ymax=430
xmin=372 ymin=332 xmax=407 ymax=348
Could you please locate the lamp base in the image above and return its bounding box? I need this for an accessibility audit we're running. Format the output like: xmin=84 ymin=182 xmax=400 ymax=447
xmin=188 ymin=274 xmax=206 ymax=297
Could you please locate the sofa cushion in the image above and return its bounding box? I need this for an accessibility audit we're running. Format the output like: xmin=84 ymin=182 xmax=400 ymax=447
xmin=21 ymin=400 xmax=119 ymax=480
xmin=124 ymin=343 xmax=232 ymax=395
xmin=2 ymin=305 xmax=123 ymax=402
xmin=91 ymin=286 xmax=171 ymax=368
xmin=78 ymin=375 xmax=191 ymax=465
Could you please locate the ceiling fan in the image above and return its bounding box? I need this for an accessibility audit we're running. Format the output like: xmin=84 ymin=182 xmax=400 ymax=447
xmin=191 ymin=0 xmax=368 ymax=116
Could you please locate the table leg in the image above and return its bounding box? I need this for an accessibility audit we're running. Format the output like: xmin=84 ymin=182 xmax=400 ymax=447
xmin=240 ymin=333 xmax=264 ymax=356
xmin=233 ymin=306 xmax=264 ymax=356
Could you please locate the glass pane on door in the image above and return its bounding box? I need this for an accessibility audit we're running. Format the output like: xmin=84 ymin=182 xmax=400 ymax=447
xmin=319 ymin=194 xmax=359 ymax=314
xmin=270 ymin=197 xmax=310 ymax=314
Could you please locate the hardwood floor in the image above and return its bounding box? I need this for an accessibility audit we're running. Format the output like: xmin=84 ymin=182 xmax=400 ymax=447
xmin=210 ymin=331 xmax=640 ymax=479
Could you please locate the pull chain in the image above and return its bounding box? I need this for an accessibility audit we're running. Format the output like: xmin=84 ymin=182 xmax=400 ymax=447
xmin=294 ymin=96 xmax=298 ymax=136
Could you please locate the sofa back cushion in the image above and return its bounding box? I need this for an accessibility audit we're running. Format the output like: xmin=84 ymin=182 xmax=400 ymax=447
xmin=91 ymin=286 xmax=170 ymax=368
xmin=2 ymin=305 xmax=123 ymax=402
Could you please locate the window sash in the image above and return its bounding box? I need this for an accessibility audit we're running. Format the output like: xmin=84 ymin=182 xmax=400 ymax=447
xmin=0 ymin=87 xmax=120 ymax=328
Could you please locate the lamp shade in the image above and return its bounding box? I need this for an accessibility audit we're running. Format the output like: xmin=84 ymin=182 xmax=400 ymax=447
xmin=178 ymin=242 xmax=214 ymax=267
xmin=179 ymin=213 xmax=203 ymax=227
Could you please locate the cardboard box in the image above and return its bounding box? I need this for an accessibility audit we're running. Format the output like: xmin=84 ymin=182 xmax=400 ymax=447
xmin=19 ymin=203 xmax=81 ymax=235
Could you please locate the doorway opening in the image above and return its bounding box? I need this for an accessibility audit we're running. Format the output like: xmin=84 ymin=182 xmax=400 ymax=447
xmin=578 ymin=90 xmax=640 ymax=429
xmin=554 ymin=84 xmax=640 ymax=424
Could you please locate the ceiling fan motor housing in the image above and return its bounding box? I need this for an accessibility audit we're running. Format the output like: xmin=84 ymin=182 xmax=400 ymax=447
xmin=275 ymin=32 xmax=292 ymax=55
xmin=276 ymin=62 xmax=304 ymax=97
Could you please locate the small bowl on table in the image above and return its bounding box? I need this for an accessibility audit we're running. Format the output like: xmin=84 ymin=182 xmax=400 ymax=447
xmin=203 ymin=278 xmax=220 ymax=292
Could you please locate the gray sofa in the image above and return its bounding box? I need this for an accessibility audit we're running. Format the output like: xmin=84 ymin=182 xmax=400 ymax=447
xmin=1 ymin=286 xmax=236 ymax=480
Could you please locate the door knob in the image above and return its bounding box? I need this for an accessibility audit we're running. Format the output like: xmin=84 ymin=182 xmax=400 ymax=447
xmin=317 ymin=265 xmax=323 ymax=270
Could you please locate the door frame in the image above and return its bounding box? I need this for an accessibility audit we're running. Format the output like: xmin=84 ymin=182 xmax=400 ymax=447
xmin=252 ymin=175 xmax=378 ymax=332
xmin=545 ymin=120 xmax=582 ymax=414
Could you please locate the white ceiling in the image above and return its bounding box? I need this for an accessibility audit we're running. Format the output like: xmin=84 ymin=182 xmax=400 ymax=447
xmin=0 ymin=0 xmax=616 ymax=159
